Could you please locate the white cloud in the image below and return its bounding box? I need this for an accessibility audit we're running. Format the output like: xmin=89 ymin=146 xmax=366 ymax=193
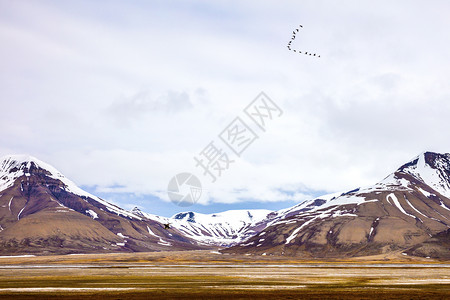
xmin=107 ymin=90 xmax=193 ymax=126
xmin=1 ymin=0 xmax=450 ymax=211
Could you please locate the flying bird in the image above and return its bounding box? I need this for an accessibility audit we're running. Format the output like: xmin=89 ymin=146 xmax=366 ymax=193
xmin=164 ymin=223 xmax=171 ymax=229
xmin=286 ymin=24 xmax=320 ymax=59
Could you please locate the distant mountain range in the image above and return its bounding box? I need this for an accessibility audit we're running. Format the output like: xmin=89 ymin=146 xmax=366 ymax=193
xmin=0 ymin=152 xmax=449 ymax=259
xmin=169 ymin=209 xmax=272 ymax=246
xmin=130 ymin=207 xmax=272 ymax=246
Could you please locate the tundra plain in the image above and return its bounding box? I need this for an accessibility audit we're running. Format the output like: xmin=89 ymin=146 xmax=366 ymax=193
xmin=0 ymin=250 xmax=448 ymax=299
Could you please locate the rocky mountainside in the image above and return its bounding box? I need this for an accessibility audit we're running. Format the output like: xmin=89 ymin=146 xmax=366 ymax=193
xmin=223 ymin=152 xmax=450 ymax=258
xmin=0 ymin=155 xmax=205 ymax=255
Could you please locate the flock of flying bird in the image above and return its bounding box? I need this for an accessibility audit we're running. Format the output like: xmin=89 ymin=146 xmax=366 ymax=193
xmin=287 ymin=25 xmax=320 ymax=58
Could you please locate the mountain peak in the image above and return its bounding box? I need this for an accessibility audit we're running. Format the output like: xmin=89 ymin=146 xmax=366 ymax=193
xmin=1 ymin=154 xmax=36 ymax=163
xmin=0 ymin=154 xmax=64 ymax=178
xmin=131 ymin=207 xmax=145 ymax=217
xmin=399 ymin=151 xmax=450 ymax=170
xmin=0 ymin=154 xmax=142 ymax=221
xmin=0 ymin=155 xmax=58 ymax=192
xmin=173 ymin=211 xmax=196 ymax=222
xmin=396 ymin=151 xmax=450 ymax=198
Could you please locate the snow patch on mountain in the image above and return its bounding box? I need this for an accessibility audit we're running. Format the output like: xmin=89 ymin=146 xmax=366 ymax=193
xmin=387 ymin=193 xmax=415 ymax=218
xmin=417 ymin=187 xmax=434 ymax=198
xmin=86 ymin=210 xmax=98 ymax=219
xmin=146 ymin=226 xmax=158 ymax=237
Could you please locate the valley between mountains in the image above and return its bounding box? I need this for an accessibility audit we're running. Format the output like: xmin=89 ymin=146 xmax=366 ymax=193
xmin=0 ymin=152 xmax=449 ymax=259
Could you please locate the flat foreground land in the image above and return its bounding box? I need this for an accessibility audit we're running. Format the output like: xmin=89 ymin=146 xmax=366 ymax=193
xmin=0 ymin=251 xmax=448 ymax=299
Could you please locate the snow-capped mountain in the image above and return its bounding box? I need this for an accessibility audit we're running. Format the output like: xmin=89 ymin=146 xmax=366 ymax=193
xmin=398 ymin=151 xmax=450 ymax=199
xmin=169 ymin=210 xmax=273 ymax=246
xmin=1 ymin=155 xmax=141 ymax=220
xmin=224 ymin=152 xmax=450 ymax=258
xmin=129 ymin=207 xmax=273 ymax=246
xmin=0 ymin=155 xmax=205 ymax=255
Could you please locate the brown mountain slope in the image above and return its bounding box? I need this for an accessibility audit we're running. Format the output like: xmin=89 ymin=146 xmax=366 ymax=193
xmin=0 ymin=155 xmax=206 ymax=255
xmin=223 ymin=152 xmax=450 ymax=258
xmin=405 ymin=229 xmax=450 ymax=260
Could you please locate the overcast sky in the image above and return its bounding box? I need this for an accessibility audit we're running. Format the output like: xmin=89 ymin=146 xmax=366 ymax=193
xmin=1 ymin=0 xmax=450 ymax=217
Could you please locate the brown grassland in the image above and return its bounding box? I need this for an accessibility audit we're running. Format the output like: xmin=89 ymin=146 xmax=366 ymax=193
xmin=0 ymin=250 xmax=448 ymax=299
